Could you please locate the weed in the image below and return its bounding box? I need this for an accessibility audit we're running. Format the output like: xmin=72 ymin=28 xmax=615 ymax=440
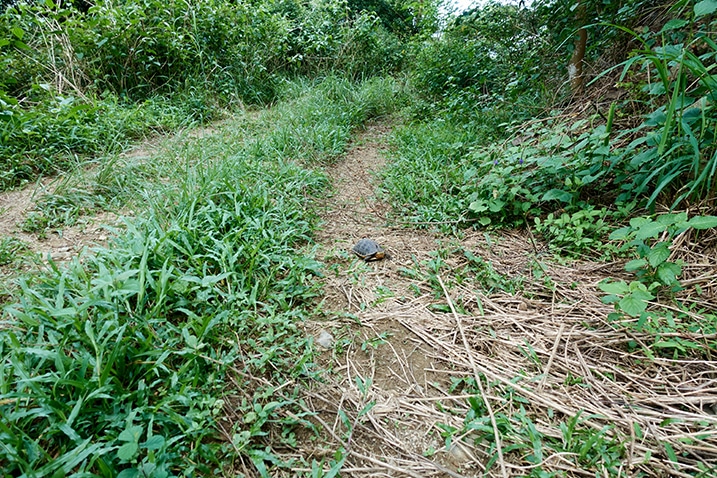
xmin=361 ymin=332 xmax=392 ymax=351
xmin=439 ymin=391 xmax=625 ymax=477
xmin=593 ymin=11 xmax=717 ymax=209
xmin=0 ymin=236 xmax=28 ymax=266
xmin=533 ymin=206 xmax=623 ymax=259
xmin=599 ymin=213 xmax=717 ymax=358
xmin=0 ymin=77 xmax=402 ymax=476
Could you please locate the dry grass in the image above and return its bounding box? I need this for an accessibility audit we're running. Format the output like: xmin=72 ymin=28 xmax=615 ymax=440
xmin=301 ymin=122 xmax=717 ymax=477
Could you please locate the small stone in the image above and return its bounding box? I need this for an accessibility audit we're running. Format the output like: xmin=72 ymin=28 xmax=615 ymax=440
xmin=448 ymin=442 xmax=473 ymax=464
xmin=316 ymin=330 xmax=334 ymax=349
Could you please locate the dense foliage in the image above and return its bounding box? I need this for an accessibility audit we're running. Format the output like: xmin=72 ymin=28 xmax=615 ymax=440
xmin=387 ymin=0 xmax=717 ymax=235
xmin=0 ymin=0 xmax=414 ymax=190
xmin=2 ymin=0 xmax=717 ymax=475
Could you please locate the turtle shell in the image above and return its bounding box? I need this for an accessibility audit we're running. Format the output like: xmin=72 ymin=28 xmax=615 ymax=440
xmin=352 ymin=238 xmax=385 ymax=261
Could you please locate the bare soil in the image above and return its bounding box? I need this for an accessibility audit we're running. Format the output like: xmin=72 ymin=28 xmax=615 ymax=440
xmin=0 ymin=179 xmax=120 ymax=268
xmin=3 ymin=118 xmax=716 ymax=477
xmin=302 ymin=121 xmax=717 ymax=477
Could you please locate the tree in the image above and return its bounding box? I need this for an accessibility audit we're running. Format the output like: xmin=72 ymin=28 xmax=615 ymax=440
xmin=568 ymin=0 xmax=587 ymax=95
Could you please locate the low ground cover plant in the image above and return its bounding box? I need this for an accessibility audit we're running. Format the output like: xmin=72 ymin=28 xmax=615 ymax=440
xmin=0 ymin=76 xmax=403 ymax=476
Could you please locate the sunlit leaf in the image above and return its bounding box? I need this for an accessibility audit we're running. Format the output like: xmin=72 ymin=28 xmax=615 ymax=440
xmin=687 ymin=215 xmax=717 ymax=229
xmin=695 ymin=0 xmax=717 ymax=18
xmin=117 ymin=442 xmax=139 ymax=462
xmin=598 ymin=281 xmax=629 ymax=295
xmin=647 ymin=242 xmax=670 ymax=267
xmin=619 ymin=296 xmax=648 ymax=317
xmin=661 ymin=19 xmax=689 ymax=32
xmin=541 ymin=189 xmax=573 ymax=203
xmin=625 ymin=258 xmax=647 ymax=271
xmin=657 ymin=262 xmax=682 ymax=285
xmin=635 ymin=222 xmax=666 ymax=240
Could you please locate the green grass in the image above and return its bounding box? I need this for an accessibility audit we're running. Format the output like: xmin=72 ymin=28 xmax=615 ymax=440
xmin=441 ymin=383 xmax=626 ymax=477
xmin=0 ymin=91 xmax=219 ymax=191
xmin=0 ymin=76 xmax=404 ymax=477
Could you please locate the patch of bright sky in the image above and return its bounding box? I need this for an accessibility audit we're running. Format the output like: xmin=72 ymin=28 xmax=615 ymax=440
xmin=442 ymin=0 xmax=532 ymax=15
xmin=444 ymin=0 xmax=480 ymax=14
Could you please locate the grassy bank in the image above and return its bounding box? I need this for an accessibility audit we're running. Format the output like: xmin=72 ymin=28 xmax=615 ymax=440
xmin=0 ymin=76 xmax=405 ymax=477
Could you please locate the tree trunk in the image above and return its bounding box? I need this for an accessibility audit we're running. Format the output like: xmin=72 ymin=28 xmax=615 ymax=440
xmin=568 ymin=1 xmax=587 ymax=96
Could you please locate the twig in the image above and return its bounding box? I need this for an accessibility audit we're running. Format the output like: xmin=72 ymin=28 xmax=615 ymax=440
xmin=437 ymin=274 xmax=508 ymax=478
xmin=538 ymin=323 xmax=565 ymax=392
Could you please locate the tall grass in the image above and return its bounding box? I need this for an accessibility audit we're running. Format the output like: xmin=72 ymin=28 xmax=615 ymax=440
xmin=0 ymin=92 xmax=217 ymax=191
xmin=0 ymin=0 xmax=410 ymax=191
xmin=0 ymin=76 xmax=404 ymax=476
xmin=605 ymin=22 xmax=717 ymax=208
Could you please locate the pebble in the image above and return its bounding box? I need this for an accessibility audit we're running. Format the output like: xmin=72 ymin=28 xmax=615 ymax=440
xmin=448 ymin=442 xmax=474 ymax=464
xmin=316 ymin=330 xmax=334 ymax=349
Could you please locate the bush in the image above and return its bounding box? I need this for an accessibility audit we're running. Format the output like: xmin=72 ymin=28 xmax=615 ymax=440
xmin=411 ymin=2 xmax=553 ymax=113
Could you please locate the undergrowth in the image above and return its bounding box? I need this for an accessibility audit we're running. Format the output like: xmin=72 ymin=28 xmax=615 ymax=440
xmin=0 ymin=76 xmax=404 ymax=476
xmin=0 ymin=92 xmax=218 ymax=191
xmin=0 ymin=0 xmax=412 ymax=191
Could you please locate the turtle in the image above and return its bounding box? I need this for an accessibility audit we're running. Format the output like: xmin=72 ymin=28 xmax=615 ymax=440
xmin=352 ymin=238 xmax=387 ymax=261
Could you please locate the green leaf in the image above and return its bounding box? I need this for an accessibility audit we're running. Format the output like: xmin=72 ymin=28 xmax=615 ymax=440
xmin=249 ymin=448 xmax=275 ymax=478
xmin=630 ymin=148 xmax=657 ymax=167
xmin=695 ymin=0 xmax=717 ymax=18
xmin=619 ymin=295 xmax=649 ymax=317
xmin=629 ymin=217 xmax=652 ymax=228
xmin=635 ymin=221 xmax=666 ymax=240
xmin=541 ymin=189 xmax=573 ymax=203
xmin=323 ymin=449 xmax=346 ymax=478
xmin=117 ymin=442 xmax=139 ymax=462
xmin=601 ymin=294 xmax=619 ymax=304
xmin=657 ymin=262 xmax=682 ymax=286
xmin=142 ymin=435 xmax=165 ymax=450
xmin=647 ymin=242 xmax=671 ymax=268
xmin=117 ymin=470 xmax=140 ymax=478
xmin=628 ymin=280 xmax=651 ymax=293
xmin=357 ymin=401 xmax=375 ymax=418
xmin=654 ymin=340 xmax=686 ymax=352
xmin=687 ymin=215 xmax=717 ymax=230
xmin=11 ymin=27 xmax=23 ymax=40
xmin=182 ymin=328 xmax=198 ymax=348
xmin=469 ymin=201 xmax=487 ymax=213
xmin=488 ymin=199 xmax=505 ymax=212
xmin=598 ymin=281 xmax=629 ymax=295
xmin=661 ymin=19 xmax=689 ymax=32
xmin=593 ymin=144 xmax=610 ymax=156
xmin=625 ymin=258 xmax=647 ymax=271
xmin=119 ymin=425 xmax=143 ymax=443
xmin=663 ymin=441 xmax=679 ymax=464
xmin=629 ymin=289 xmax=654 ymax=301
xmin=609 ymin=226 xmax=632 ymax=240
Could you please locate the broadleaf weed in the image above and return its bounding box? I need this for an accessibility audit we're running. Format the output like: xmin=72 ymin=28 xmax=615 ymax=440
xmin=0 ymin=77 xmax=403 ymax=475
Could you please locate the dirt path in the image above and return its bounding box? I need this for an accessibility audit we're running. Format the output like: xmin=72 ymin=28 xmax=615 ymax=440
xmin=306 ymin=122 xmax=488 ymax=476
xmin=3 ymin=117 xmax=716 ymax=476
xmin=304 ymin=121 xmax=717 ymax=477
